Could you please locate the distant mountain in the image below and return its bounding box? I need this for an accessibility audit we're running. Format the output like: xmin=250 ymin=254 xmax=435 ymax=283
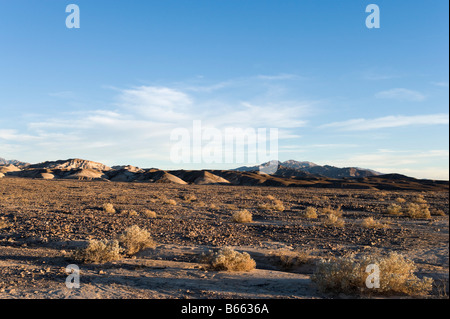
xmin=27 ymin=158 xmax=111 ymax=171
xmin=0 ymin=157 xmax=447 ymax=191
xmin=281 ymin=160 xmax=319 ymax=169
xmin=0 ymin=157 xmax=29 ymax=167
xmin=234 ymin=160 xmax=381 ymax=179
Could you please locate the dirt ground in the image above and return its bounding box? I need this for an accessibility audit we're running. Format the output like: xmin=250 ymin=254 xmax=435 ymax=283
xmin=0 ymin=177 xmax=448 ymax=299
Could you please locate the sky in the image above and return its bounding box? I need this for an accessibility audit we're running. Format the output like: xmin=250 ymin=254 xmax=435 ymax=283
xmin=0 ymin=0 xmax=448 ymax=180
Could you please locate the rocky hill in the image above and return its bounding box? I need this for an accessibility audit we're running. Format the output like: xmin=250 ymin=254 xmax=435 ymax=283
xmin=234 ymin=160 xmax=381 ymax=179
xmin=0 ymin=157 xmax=29 ymax=167
xmin=1 ymin=158 xmax=447 ymax=191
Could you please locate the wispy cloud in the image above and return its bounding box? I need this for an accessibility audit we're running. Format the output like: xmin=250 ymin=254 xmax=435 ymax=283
xmin=321 ymin=114 xmax=449 ymax=131
xmin=118 ymin=86 xmax=193 ymax=121
xmin=375 ymin=88 xmax=426 ymax=101
xmin=48 ymin=91 xmax=75 ymax=98
xmin=14 ymin=79 xmax=315 ymax=166
xmin=327 ymin=149 xmax=449 ymax=180
xmin=431 ymin=81 xmax=449 ymax=88
xmin=256 ymin=73 xmax=302 ymax=81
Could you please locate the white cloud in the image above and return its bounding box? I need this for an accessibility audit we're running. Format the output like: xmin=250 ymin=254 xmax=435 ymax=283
xmin=118 ymin=86 xmax=192 ymax=121
xmin=14 ymin=80 xmax=314 ymax=167
xmin=321 ymin=114 xmax=449 ymax=131
xmin=48 ymin=91 xmax=74 ymax=98
xmin=432 ymin=81 xmax=449 ymax=88
xmin=327 ymin=149 xmax=449 ymax=180
xmin=0 ymin=129 xmax=40 ymax=142
xmin=211 ymin=101 xmax=309 ymax=129
xmin=256 ymin=73 xmax=301 ymax=81
xmin=375 ymin=88 xmax=426 ymax=101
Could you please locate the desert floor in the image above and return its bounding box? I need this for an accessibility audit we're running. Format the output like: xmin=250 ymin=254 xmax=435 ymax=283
xmin=0 ymin=178 xmax=448 ymax=299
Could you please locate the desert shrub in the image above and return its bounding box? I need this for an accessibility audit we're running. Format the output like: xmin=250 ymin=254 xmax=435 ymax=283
xmin=311 ymin=252 xmax=433 ymax=296
xmin=73 ymin=239 xmax=123 ymax=263
xmin=192 ymin=201 xmax=207 ymax=207
xmin=258 ymin=199 xmax=285 ymax=212
xmin=413 ymin=195 xmax=427 ymax=204
xmin=164 ymin=199 xmax=177 ymax=205
xmin=361 ymin=217 xmax=387 ymax=229
xmin=232 ymin=209 xmax=253 ymax=223
xmin=403 ymin=203 xmax=431 ymax=219
xmin=395 ymin=197 xmax=406 ymax=203
xmin=182 ymin=194 xmax=197 ymax=202
xmin=202 ymin=247 xmax=256 ymax=272
xmin=386 ymin=204 xmax=402 ymax=216
xmin=159 ymin=195 xmax=177 ymax=205
xmin=142 ymin=209 xmax=157 ymax=218
xmin=304 ymin=207 xmax=318 ymax=219
xmin=321 ymin=205 xmax=343 ymax=217
xmin=272 ymin=199 xmax=285 ymax=211
xmin=118 ymin=225 xmax=156 ymax=255
xmin=122 ymin=209 xmax=138 ymax=217
xmin=102 ymin=203 xmax=116 ymax=213
xmin=430 ymin=208 xmax=446 ymax=216
xmin=270 ymin=249 xmax=314 ymax=270
xmin=323 ymin=214 xmax=345 ymax=227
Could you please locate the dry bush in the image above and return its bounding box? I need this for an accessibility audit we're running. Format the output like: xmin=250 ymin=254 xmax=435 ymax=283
xmin=413 ymin=195 xmax=427 ymax=204
xmin=361 ymin=217 xmax=387 ymax=229
xmin=265 ymin=195 xmax=275 ymax=201
xmin=271 ymin=199 xmax=285 ymax=211
xmin=232 ymin=209 xmax=253 ymax=223
xmin=386 ymin=204 xmax=402 ymax=216
xmin=258 ymin=199 xmax=285 ymax=212
xmin=321 ymin=205 xmax=343 ymax=217
xmin=403 ymin=203 xmax=431 ymax=219
xmin=118 ymin=225 xmax=156 ymax=255
xmin=304 ymin=207 xmax=318 ymax=219
xmin=270 ymin=249 xmax=314 ymax=270
xmin=395 ymin=197 xmax=406 ymax=203
xmin=102 ymin=203 xmax=116 ymax=213
xmin=311 ymin=252 xmax=433 ymax=296
xmin=182 ymin=194 xmax=197 ymax=202
xmin=160 ymin=196 xmax=177 ymax=205
xmin=122 ymin=209 xmax=138 ymax=217
xmin=323 ymin=214 xmax=345 ymax=227
xmin=165 ymin=199 xmax=177 ymax=205
xmin=142 ymin=209 xmax=157 ymax=218
xmin=431 ymin=208 xmax=446 ymax=216
xmin=202 ymin=247 xmax=256 ymax=272
xmin=73 ymin=239 xmax=123 ymax=263
xmin=192 ymin=200 xmax=207 ymax=208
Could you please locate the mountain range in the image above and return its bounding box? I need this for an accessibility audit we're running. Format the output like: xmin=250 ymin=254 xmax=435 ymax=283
xmin=234 ymin=160 xmax=381 ymax=179
xmin=0 ymin=157 xmax=29 ymax=167
xmin=0 ymin=157 xmax=448 ymax=191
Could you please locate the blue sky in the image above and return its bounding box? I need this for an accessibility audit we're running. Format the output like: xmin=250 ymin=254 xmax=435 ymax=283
xmin=0 ymin=0 xmax=448 ymax=179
